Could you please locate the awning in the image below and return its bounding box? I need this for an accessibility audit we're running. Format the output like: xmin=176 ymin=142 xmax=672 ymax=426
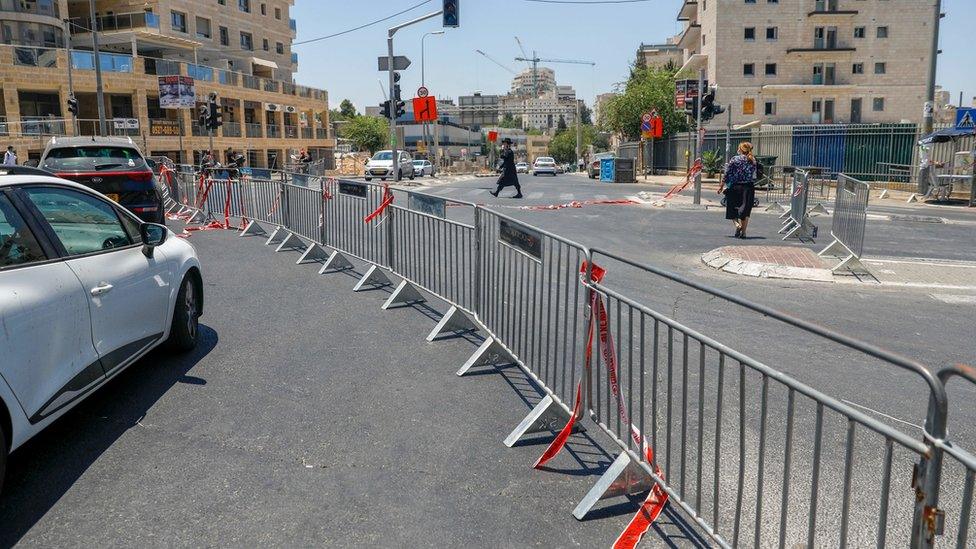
xmin=919 ymin=127 xmax=976 ymax=145
xmin=251 ymin=57 xmax=279 ymax=69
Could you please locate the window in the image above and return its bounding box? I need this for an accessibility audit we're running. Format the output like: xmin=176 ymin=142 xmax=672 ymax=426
xmin=0 ymin=194 xmax=46 ymax=269
xmin=877 ymin=26 xmax=888 ymax=38
xmin=240 ymin=31 xmax=252 ymax=50
xmin=852 ymin=63 xmax=864 ymax=74
xmin=218 ymin=0 xmax=225 ymax=4
xmin=170 ymin=11 xmax=187 ymax=33
xmin=742 ymin=98 xmax=755 ymax=115
xmin=854 ymin=27 xmax=865 ymax=38
xmin=764 ymin=100 xmax=777 ymax=115
xmin=768 ymin=0 xmax=778 ymax=3
xmin=195 ymin=17 xmax=211 ymax=39
xmin=22 ymin=187 xmax=132 ymax=256
xmin=766 ymin=27 xmax=778 ymax=40
xmin=744 ymin=27 xmax=756 ymax=40
xmin=743 ymin=63 xmax=755 ymax=76
xmin=262 ymin=38 xmax=269 ymax=51
xmin=260 ymin=3 xmax=266 ymax=15
xmin=238 ymin=0 xmax=250 ymax=13
xmin=812 ymin=100 xmax=822 ymax=114
xmin=873 ymin=97 xmax=885 ymax=111
xmin=275 ymin=7 xmax=281 ymax=19
xmin=874 ymin=62 xmax=886 ymax=74
xmin=219 ymin=26 xmax=228 ymax=46
xmin=765 ymin=63 xmax=777 ymax=76
xmin=745 ymin=0 xmax=756 ymax=3
xmin=276 ymin=42 xmax=284 ymax=55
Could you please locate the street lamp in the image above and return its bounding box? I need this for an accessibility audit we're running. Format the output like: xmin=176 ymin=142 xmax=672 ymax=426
xmin=88 ymin=0 xmax=107 ymax=136
xmin=421 ymin=30 xmax=445 ymax=163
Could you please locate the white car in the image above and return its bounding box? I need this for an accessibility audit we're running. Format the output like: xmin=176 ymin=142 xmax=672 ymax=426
xmin=412 ymin=159 xmax=435 ymax=177
xmin=0 ymin=167 xmax=203 ymax=493
xmin=364 ymin=150 xmax=414 ymax=182
xmin=532 ymin=156 xmax=558 ymax=176
xmin=515 ymin=162 xmax=529 ymax=174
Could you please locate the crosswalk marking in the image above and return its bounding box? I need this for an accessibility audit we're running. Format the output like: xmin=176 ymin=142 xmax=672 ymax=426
xmin=595 ymin=194 xmax=609 ymax=200
xmin=560 ymin=193 xmax=574 ymax=200
xmin=466 ymin=189 xmax=483 ymax=197
xmin=528 ymin=192 xmax=544 ymax=199
xmin=930 ymin=294 xmax=976 ymax=305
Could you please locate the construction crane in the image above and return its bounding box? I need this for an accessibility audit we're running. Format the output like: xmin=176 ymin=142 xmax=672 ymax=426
xmin=514 ymin=51 xmax=596 ymax=97
xmin=475 ymin=49 xmax=516 ymax=75
xmin=515 ymin=36 xmax=530 ymax=66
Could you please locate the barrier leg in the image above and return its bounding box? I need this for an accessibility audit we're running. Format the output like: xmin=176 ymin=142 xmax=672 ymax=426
xmin=765 ymin=201 xmax=787 ymax=214
xmin=807 ymin=203 xmax=830 ymax=216
xmin=319 ymin=250 xmax=354 ymax=273
xmin=778 ymin=208 xmax=792 ymax=220
xmin=572 ymin=451 xmax=655 ymax=521
xmin=265 ymin=226 xmax=289 ymax=246
xmin=186 ymin=209 xmax=206 ymax=224
xmin=818 ymin=238 xmax=847 ymax=258
xmin=832 ymin=254 xmax=872 ymax=276
xmin=503 ymin=394 xmax=582 ymax=448
xmin=297 ymin=243 xmax=329 ymax=264
xmin=239 ymin=219 xmax=268 ymax=237
xmin=352 ymin=265 xmax=392 ymax=292
xmin=778 ymin=218 xmax=796 ymax=235
xmin=426 ymin=305 xmax=478 ymax=342
xmin=878 ymin=189 xmax=889 ymax=200
xmin=457 ymin=337 xmax=513 ymax=376
xmin=381 ymin=280 xmax=426 ymax=309
xmin=274 ymin=232 xmax=307 ymax=253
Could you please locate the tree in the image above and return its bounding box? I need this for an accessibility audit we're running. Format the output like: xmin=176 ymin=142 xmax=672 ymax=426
xmin=342 ymin=115 xmax=388 ymax=153
xmin=548 ymin=124 xmax=599 ymax=164
xmin=557 ymin=115 xmax=567 ymax=132
xmin=578 ymin=102 xmax=593 ymax=126
xmin=339 ymin=99 xmax=357 ymax=119
xmin=602 ymin=64 xmax=688 ymax=141
xmin=499 ymin=113 xmax=522 ymax=129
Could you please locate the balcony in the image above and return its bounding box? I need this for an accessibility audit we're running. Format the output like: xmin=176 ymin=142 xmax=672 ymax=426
xmin=284 ymin=125 xmax=298 ymax=138
xmin=263 ymin=79 xmax=279 ymax=93
xmin=144 ymin=57 xmax=181 ymax=75
xmin=675 ymin=24 xmax=701 ymax=51
xmin=267 ymin=125 xmax=281 ymax=138
xmin=13 ymin=47 xmax=58 ymax=68
xmin=316 ymin=128 xmax=327 ymax=139
xmin=786 ymin=46 xmax=855 ymax=54
xmin=301 ymin=127 xmax=313 ymax=139
xmin=676 ymin=0 xmax=698 ymax=23
xmin=243 ymin=74 xmax=260 ymax=90
xmin=245 ymin=123 xmax=263 ymax=138
xmin=281 ymin=82 xmax=296 ymax=95
xmin=20 ymin=116 xmax=66 ymax=136
xmin=218 ymin=70 xmax=239 ymax=86
xmin=222 ymin=123 xmax=242 ymax=138
xmin=187 ymin=64 xmax=214 ymax=82
xmin=289 ymin=18 xmax=297 ymax=34
xmin=0 ymin=0 xmax=60 ymax=18
xmin=71 ymin=51 xmax=132 ymax=73
xmin=67 ymin=11 xmax=160 ymax=33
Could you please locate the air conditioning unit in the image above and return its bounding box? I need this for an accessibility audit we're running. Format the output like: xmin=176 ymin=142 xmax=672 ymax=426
xmin=265 ymin=103 xmax=280 ymax=112
xmin=284 ymin=105 xmax=297 ymax=114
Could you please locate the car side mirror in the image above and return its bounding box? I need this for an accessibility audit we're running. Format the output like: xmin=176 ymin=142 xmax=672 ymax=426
xmin=140 ymin=222 xmax=167 ymax=257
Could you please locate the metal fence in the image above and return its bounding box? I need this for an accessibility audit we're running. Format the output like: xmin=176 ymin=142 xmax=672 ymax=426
xmin=779 ymin=169 xmax=817 ymax=241
xmin=819 ymin=174 xmax=870 ymax=273
xmin=167 ymin=171 xmax=972 ymax=549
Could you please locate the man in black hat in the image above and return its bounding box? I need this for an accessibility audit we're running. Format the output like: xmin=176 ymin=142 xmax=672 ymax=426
xmin=490 ymin=137 xmax=522 ymax=198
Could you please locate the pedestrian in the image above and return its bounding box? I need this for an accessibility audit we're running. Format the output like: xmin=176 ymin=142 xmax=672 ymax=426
xmin=298 ymin=148 xmax=311 ymax=174
xmin=719 ymin=141 xmax=758 ymax=239
xmin=3 ymin=146 xmax=16 ymax=166
xmin=490 ymin=137 xmax=523 ymax=198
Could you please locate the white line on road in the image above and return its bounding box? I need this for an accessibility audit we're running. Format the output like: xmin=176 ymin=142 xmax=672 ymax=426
xmin=560 ymin=193 xmax=574 ymax=200
xmin=466 ymin=189 xmax=483 ymax=197
xmin=528 ymin=192 xmax=544 ymax=199
xmin=930 ymin=294 xmax=976 ymax=305
xmin=595 ymin=194 xmax=609 ymax=200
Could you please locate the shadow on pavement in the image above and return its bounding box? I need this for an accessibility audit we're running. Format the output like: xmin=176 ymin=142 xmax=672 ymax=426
xmin=0 ymin=325 xmax=218 ymax=547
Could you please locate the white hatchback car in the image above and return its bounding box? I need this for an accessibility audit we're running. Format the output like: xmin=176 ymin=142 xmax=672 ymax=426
xmin=0 ymin=167 xmax=203 ymax=493
xmin=532 ymin=156 xmax=558 ymax=176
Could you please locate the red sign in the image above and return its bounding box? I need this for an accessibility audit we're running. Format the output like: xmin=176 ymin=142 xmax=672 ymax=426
xmin=652 ymin=117 xmax=663 ymax=138
xmin=487 ymin=130 xmax=498 ymax=142
xmin=412 ymin=96 xmax=438 ymax=122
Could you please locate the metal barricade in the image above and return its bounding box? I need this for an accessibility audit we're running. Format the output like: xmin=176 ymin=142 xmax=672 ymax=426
xmin=283 ymin=182 xmax=324 ymax=244
xmin=245 ymin=178 xmax=286 ymax=227
xmin=819 ymin=174 xmax=870 ymax=273
xmin=321 ymin=179 xmax=391 ymax=270
xmin=931 ymin=365 xmax=976 ymax=549
xmin=779 ymin=169 xmax=817 ymax=241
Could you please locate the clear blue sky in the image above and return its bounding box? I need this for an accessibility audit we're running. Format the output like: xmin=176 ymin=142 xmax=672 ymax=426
xmin=291 ymin=0 xmax=975 ymax=113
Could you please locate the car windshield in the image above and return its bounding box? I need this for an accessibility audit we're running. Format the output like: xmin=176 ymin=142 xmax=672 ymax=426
xmin=42 ymin=147 xmax=146 ymax=172
xmin=537 ymin=158 xmax=555 ymax=164
xmin=371 ymin=152 xmax=393 ymax=161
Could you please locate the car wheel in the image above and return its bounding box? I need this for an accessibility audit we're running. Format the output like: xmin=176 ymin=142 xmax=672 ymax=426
xmin=167 ymin=274 xmax=200 ymax=352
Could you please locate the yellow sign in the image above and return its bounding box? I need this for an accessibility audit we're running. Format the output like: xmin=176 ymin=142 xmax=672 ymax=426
xmin=417 ymin=142 xmax=428 ymax=153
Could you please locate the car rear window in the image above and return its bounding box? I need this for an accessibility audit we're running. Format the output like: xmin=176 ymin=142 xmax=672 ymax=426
xmin=42 ymin=147 xmax=147 ymax=172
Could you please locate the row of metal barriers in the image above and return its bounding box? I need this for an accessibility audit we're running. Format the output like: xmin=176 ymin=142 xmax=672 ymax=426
xmin=161 ymin=169 xmax=974 ymax=548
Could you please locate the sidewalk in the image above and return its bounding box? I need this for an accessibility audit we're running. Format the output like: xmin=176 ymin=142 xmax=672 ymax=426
xmin=702 ymin=245 xmax=976 ymax=290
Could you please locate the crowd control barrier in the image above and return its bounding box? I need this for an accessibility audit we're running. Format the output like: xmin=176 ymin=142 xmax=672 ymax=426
xmin=819 ymin=174 xmax=871 ymax=274
xmin=168 ymin=174 xmax=972 ymax=549
xmin=778 ymin=168 xmax=818 ymax=241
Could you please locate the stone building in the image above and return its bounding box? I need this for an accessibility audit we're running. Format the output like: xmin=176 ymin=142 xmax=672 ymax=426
xmin=1 ymin=0 xmax=333 ymax=166
xmin=511 ymin=66 xmax=556 ymax=98
xmin=672 ymin=0 xmax=937 ymax=127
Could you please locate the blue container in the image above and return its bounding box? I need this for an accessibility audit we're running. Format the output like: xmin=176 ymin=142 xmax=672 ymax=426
xmin=600 ymin=157 xmax=615 ymax=182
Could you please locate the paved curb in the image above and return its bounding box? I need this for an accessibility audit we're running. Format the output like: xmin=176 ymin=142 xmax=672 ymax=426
xmin=701 ymin=248 xmax=835 ymax=283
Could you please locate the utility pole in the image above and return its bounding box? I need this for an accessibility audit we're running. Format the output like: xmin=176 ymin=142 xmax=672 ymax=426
xmin=693 ymin=68 xmax=704 ymax=205
xmin=923 ymin=0 xmax=943 ymax=136
xmin=62 ymin=19 xmax=78 ymax=135
xmin=88 ymin=0 xmax=106 ymax=136
xmin=575 ymin=99 xmax=582 ymax=169
xmin=724 ymin=108 xmax=732 ymax=164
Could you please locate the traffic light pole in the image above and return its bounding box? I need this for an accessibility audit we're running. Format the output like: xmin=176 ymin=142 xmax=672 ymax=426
xmin=388 ymin=9 xmax=443 ymax=183
xmin=693 ymin=68 xmax=704 ymax=205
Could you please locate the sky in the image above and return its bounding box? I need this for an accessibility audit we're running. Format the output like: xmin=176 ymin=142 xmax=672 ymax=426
xmin=291 ymin=0 xmax=976 ymax=114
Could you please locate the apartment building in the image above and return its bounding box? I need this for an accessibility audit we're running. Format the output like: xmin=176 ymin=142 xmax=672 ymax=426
xmin=1 ymin=0 xmax=333 ymax=167
xmin=637 ymin=41 xmax=683 ymax=70
xmin=511 ymin=66 xmax=556 ymax=98
xmin=522 ymin=91 xmax=576 ymax=131
xmin=673 ymin=0 xmax=936 ymax=127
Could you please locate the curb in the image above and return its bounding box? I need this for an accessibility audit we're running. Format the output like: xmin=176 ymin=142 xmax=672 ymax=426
xmin=701 ymin=249 xmax=835 ymax=283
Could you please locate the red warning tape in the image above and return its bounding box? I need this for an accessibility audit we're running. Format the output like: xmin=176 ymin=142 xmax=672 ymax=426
xmin=613 ymin=449 xmax=669 ymax=549
xmin=662 ymin=158 xmax=703 ymax=201
xmin=363 ymin=184 xmax=394 ymax=224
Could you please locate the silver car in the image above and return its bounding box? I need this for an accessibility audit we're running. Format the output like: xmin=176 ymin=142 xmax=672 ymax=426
xmin=412 ymin=159 xmax=434 ymax=177
xmin=365 ymin=150 xmax=414 ymax=181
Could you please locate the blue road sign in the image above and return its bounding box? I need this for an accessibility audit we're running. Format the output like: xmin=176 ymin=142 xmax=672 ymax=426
xmin=640 ymin=121 xmax=652 ymax=132
xmin=956 ymin=108 xmax=976 ymax=131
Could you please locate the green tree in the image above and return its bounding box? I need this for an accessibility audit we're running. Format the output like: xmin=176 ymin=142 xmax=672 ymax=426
xmin=557 ymin=115 xmax=567 ymax=132
xmin=499 ymin=113 xmax=522 ymax=129
xmin=339 ymin=99 xmax=357 ymax=119
xmin=602 ymin=64 xmax=687 ymax=141
xmin=579 ymin=103 xmax=593 ymax=126
xmin=342 ymin=115 xmax=388 ymax=153
xmin=548 ymin=124 xmax=600 ymax=164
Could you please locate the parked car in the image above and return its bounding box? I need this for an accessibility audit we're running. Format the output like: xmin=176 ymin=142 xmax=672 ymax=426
xmin=532 ymin=156 xmax=558 ymax=176
xmin=588 ymin=152 xmax=614 ymax=179
xmin=365 ymin=150 xmax=414 ymax=181
xmin=412 ymin=159 xmax=435 ymax=177
xmin=555 ymin=163 xmax=566 ymax=174
xmin=0 ymin=166 xmax=203 ymax=494
xmin=515 ymin=162 xmax=529 ymax=174
xmin=39 ymin=137 xmax=166 ymax=224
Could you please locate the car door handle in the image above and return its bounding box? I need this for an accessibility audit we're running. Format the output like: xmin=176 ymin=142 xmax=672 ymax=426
xmin=90 ymin=283 xmax=114 ymax=296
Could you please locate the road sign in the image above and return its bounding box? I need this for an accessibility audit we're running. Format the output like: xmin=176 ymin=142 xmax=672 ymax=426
xmin=412 ymin=96 xmax=438 ymax=122
xmin=418 ymin=86 xmax=429 ymax=97
xmin=641 ymin=112 xmax=653 ymax=123
xmin=461 ymin=148 xmax=468 ymax=157
xmin=956 ymin=108 xmax=976 ymax=131
xmin=650 ymin=109 xmax=658 ymax=118
xmin=675 ymin=81 xmax=686 ymax=108
xmin=652 ymin=117 xmax=663 ymax=139
xmin=378 ymin=55 xmax=411 ymax=71
xmin=488 ymin=130 xmax=498 ymax=142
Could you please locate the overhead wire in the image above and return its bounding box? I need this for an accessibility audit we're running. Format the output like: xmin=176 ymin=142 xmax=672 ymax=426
xmin=293 ymin=0 xmax=432 ymax=46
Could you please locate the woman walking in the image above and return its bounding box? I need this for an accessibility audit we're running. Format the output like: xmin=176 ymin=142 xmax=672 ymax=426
xmin=719 ymin=142 xmax=758 ymax=238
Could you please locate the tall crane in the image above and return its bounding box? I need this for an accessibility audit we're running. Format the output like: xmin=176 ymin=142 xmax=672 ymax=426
xmin=514 ymin=51 xmax=596 ymax=97
xmin=475 ymin=49 xmax=516 ymax=74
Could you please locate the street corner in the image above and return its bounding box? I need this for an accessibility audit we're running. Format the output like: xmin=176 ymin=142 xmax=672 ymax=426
xmin=701 ymin=245 xmax=836 ymax=283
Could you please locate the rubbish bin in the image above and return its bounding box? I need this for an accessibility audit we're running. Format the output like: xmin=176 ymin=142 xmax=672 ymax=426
xmin=755 ymin=155 xmax=777 ymax=186
xmin=613 ymin=158 xmax=636 ymax=183
xmin=600 ymin=157 xmax=615 ymax=182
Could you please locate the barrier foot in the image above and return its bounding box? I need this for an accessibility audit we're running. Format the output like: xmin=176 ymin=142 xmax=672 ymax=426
xmin=832 ymin=254 xmax=872 ymax=276
xmin=174 ymin=205 xmax=188 ymax=216
xmin=807 ymin=203 xmax=830 ymax=216
xmin=818 ymin=238 xmax=847 ymax=258
xmin=907 ymin=193 xmax=919 ymax=203
xmin=296 ymin=243 xmax=329 ymax=264
xmin=353 ymin=265 xmax=392 ymax=292
xmin=239 ymin=219 xmax=268 ymax=237
xmin=778 ymin=218 xmax=796 ymax=235
xmin=777 ymin=208 xmax=792 ymax=220
xmin=572 ymin=451 xmax=655 ymax=521
xmin=186 ymin=210 xmax=206 ymax=224
xmin=319 ymin=251 xmax=354 ymax=273
xmin=265 ymin=226 xmax=289 ymax=246
xmin=765 ymin=202 xmax=787 ymax=214
xmin=503 ymin=394 xmax=582 ymax=448
xmin=275 ymin=232 xmax=307 ymax=253
xmin=163 ymin=198 xmax=176 ymax=210
xmin=457 ymin=337 xmax=513 ymax=376
xmin=381 ymin=280 xmax=426 ymax=309
xmin=426 ymin=305 xmax=478 ymax=342
xmin=878 ymin=189 xmax=889 ymax=200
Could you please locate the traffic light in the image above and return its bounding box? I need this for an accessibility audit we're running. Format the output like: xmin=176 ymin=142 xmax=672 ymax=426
xmin=395 ymin=99 xmax=406 ymax=119
xmin=208 ymin=104 xmax=223 ymax=129
xmin=443 ymin=0 xmax=459 ymax=28
xmin=683 ymin=96 xmax=698 ymax=118
xmin=700 ymin=88 xmax=725 ymax=122
xmin=380 ymin=100 xmax=392 ymax=119
xmin=67 ymin=95 xmax=79 ymax=116
xmin=198 ymin=104 xmax=210 ymax=128
xmin=392 ymin=83 xmax=405 ymax=118
xmin=393 ymin=71 xmax=401 ymax=84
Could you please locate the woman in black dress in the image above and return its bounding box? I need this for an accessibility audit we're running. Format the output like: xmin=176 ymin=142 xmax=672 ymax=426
xmin=719 ymin=142 xmax=758 ymax=238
